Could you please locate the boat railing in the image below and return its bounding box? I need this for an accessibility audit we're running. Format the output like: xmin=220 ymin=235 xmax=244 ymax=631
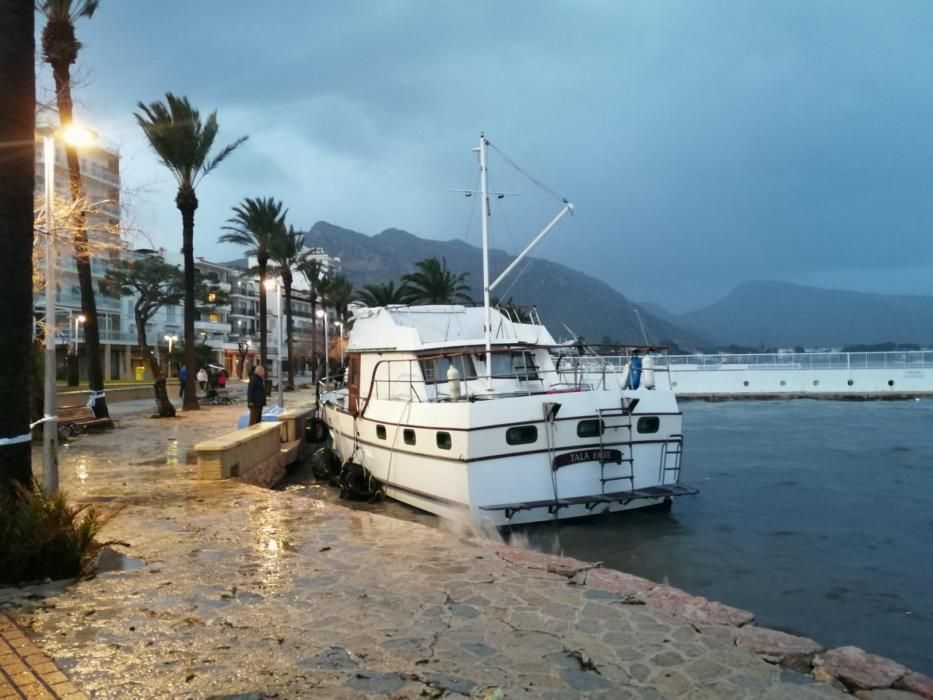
xmin=357 ymin=347 xmax=630 ymax=414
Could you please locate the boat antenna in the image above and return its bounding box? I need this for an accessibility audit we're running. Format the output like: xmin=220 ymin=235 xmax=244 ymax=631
xmin=633 ymin=308 xmax=650 ymax=345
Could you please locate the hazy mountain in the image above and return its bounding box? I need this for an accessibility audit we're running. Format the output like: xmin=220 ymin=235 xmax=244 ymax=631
xmin=676 ymin=280 xmax=933 ymax=347
xmin=304 ymin=221 xmax=709 ymax=349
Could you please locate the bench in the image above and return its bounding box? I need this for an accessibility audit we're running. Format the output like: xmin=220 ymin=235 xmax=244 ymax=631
xmin=58 ymin=405 xmax=114 ymax=435
xmin=193 ymin=421 xmax=293 ymax=488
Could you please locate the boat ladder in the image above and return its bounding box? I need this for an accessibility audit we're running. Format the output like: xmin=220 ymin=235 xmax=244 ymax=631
xmin=596 ymin=406 xmax=635 ymax=496
xmin=659 ymin=434 xmax=684 ymax=485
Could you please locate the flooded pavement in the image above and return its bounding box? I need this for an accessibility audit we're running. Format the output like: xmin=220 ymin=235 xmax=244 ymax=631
xmin=0 ymin=392 xmax=917 ymax=697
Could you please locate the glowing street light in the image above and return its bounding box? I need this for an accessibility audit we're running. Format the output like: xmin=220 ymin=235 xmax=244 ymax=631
xmin=38 ymin=122 xmax=97 ymax=496
xmin=164 ymin=334 xmax=178 ymax=378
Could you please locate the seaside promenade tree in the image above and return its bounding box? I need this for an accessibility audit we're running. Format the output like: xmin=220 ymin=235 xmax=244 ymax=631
xmin=101 ymin=256 xmax=224 ymax=417
xmin=298 ymin=259 xmax=327 ymax=381
xmin=38 ymin=0 xmax=110 ymax=420
xmin=269 ymin=226 xmax=308 ymax=391
xmin=402 ymin=257 xmax=471 ymax=304
xmin=325 ymin=276 xmax=354 ymax=365
xmin=357 ymin=281 xmax=410 ymax=307
xmin=135 ymin=94 xmax=246 ymax=410
xmin=0 ymin=0 xmax=36 ymax=495
xmin=220 ymin=197 xmax=287 ymax=371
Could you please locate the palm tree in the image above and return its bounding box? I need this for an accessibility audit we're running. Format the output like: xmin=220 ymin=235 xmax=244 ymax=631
xmin=219 ymin=197 xmax=286 ymax=371
xmin=299 ymin=259 xmax=327 ymax=380
xmin=38 ymin=0 xmax=110 ymax=419
xmin=135 ymin=94 xmax=247 ymax=410
xmin=268 ymin=226 xmax=308 ymax=391
xmin=0 ymin=0 xmax=36 ymax=495
xmin=357 ymin=281 xmax=410 ymax=307
xmin=402 ymin=257 xmax=471 ymax=304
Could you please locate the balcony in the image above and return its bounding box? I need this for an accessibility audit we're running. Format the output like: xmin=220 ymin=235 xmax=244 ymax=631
xmin=195 ymin=320 xmax=230 ymax=334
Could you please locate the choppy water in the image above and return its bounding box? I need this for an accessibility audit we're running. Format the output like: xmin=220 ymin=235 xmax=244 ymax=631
xmin=287 ymin=400 xmax=933 ymax=675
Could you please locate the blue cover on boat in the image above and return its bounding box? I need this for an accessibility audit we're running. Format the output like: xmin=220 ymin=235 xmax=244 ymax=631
xmin=237 ymin=405 xmax=285 ymax=429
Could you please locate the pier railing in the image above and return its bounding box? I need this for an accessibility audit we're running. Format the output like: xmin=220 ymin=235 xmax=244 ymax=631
xmin=651 ymin=351 xmax=933 ymax=371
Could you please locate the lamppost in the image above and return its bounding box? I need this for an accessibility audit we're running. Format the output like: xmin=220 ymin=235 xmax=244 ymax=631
xmin=39 ymin=123 xmax=96 ymax=496
xmin=264 ymin=279 xmax=284 ymax=408
xmin=316 ymin=308 xmax=330 ymax=381
xmin=164 ymin=334 xmax=177 ymax=378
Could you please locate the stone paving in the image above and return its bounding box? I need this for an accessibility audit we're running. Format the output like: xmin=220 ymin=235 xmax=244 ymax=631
xmin=0 ymin=392 xmax=929 ymax=698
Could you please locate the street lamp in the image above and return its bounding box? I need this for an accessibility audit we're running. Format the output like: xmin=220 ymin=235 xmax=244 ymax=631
xmin=39 ymin=123 xmax=96 ymax=496
xmin=316 ymin=308 xmax=329 ymax=381
xmin=73 ymin=314 xmax=85 ymax=354
xmin=264 ymin=278 xmax=284 ymax=408
xmin=164 ymin=334 xmax=177 ymax=378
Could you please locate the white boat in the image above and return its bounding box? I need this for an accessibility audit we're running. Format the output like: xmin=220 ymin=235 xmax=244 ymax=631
xmin=317 ymin=135 xmax=695 ymax=526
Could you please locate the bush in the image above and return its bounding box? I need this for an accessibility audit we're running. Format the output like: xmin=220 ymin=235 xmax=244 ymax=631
xmin=0 ymin=482 xmax=122 ymax=585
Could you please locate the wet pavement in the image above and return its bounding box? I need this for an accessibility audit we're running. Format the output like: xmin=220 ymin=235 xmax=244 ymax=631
xmin=0 ymin=392 xmax=909 ymax=698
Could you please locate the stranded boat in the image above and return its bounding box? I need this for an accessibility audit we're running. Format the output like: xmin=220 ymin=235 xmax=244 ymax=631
xmin=316 ymin=135 xmax=696 ymax=525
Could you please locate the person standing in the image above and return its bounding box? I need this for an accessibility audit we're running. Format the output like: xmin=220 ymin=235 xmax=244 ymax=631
xmin=179 ymin=365 xmax=187 ymax=398
xmin=197 ymin=366 xmax=208 ymax=391
xmin=247 ymin=365 xmax=266 ymax=426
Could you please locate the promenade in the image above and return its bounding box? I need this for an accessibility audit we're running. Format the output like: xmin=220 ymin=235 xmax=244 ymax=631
xmin=0 ymin=392 xmax=928 ymax=698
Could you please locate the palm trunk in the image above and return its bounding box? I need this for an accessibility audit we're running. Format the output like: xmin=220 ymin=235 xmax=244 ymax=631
xmin=50 ymin=62 xmax=109 ymax=420
xmin=136 ymin=308 xmax=175 ymax=418
xmin=0 ymin=0 xmax=35 ymax=496
xmin=258 ymin=259 xmax=268 ymax=367
xmin=178 ymin=190 xmax=199 ymax=410
xmin=284 ymin=278 xmax=295 ymax=390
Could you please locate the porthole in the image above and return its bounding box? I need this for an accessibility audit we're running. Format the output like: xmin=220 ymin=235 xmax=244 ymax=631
xmin=506 ymin=425 xmax=538 ymax=445
xmin=637 ymin=416 xmax=660 ymax=434
xmin=779 ymin=380 xmax=786 ymax=387
xmin=436 ymin=432 xmax=452 ymax=450
xmin=577 ymin=419 xmax=604 ymax=438
xmin=672 ymin=381 xmax=678 ymax=387
xmin=888 ymin=380 xmax=895 ymax=387
xmin=813 ymin=380 xmax=819 ymax=387
xmin=403 ymin=429 xmax=416 ymax=445
xmin=376 ymin=425 xmax=387 ymax=440
xmin=743 ymin=381 xmax=749 ymax=387
xmin=847 ymin=380 xmax=854 ymax=387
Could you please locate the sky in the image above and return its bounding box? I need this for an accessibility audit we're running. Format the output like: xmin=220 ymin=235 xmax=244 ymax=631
xmin=39 ymin=1 xmax=933 ymax=313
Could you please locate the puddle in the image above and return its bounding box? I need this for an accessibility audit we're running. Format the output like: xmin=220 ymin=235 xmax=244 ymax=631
xmin=96 ymin=546 xmax=144 ymax=573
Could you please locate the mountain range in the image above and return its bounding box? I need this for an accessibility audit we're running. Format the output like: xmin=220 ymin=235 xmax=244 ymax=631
xmin=299 ymin=222 xmax=933 ymax=349
xmin=669 ymin=280 xmax=933 ymax=348
xmin=303 ymin=221 xmax=709 ymax=349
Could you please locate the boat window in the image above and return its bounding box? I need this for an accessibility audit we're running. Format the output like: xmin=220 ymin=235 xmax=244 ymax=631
xmin=436 ymin=432 xmax=452 ymax=450
xmin=636 ymin=416 xmax=660 ymax=434
xmin=419 ymin=355 xmax=476 ymax=384
xmin=506 ymin=425 xmax=538 ymax=445
xmin=490 ymin=351 xmax=539 ymax=381
xmin=403 ymin=429 xmax=416 ymax=445
xmin=577 ymin=419 xmax=604 ymax=438
xmin=376 ymin=425 xmax=386 ymax=440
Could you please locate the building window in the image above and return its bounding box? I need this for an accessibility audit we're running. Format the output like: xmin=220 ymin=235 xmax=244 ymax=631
xmin=506 ymin=425 xmax=537 ymax=445
xmin=636 ymin=417 xmax=660 ymax=434
xmin=208 ymin=292 xmax=217 ymax=302
xmin=403 ymin=429 xmax=416 ymax=445
xmin=577 ymin=419 xmax=604 ymax=438
xmin=209 ymin=312 xmax=219 ymax=323
xmin=436 ymin=432 xmax=452 ymax=450
xmin=376 ymin=425 xmax=386 ymax=440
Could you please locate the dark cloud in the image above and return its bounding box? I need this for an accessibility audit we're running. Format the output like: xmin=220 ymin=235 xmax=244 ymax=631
xmin=47 ymin=0 xmax=933 ymax=311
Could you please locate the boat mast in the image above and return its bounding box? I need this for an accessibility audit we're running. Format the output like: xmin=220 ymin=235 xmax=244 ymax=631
xmin=478 ymin=133 xmax=493 ymax=390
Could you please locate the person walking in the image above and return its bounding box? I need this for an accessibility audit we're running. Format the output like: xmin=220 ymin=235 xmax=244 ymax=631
xmin=197 ymin=366 xmax=208 ymax=391
xmin=247 ymin=365 xmax=266 ymax=426
xmin=179 ymin=365 xmax=187 ymax=398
